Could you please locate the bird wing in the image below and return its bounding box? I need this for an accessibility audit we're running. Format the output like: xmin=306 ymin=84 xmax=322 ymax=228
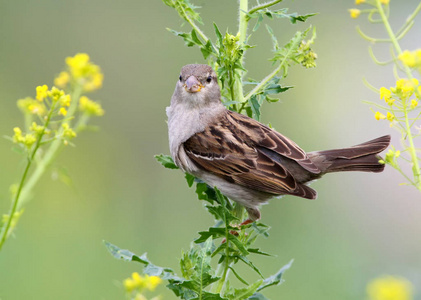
xmin=183 ymin=110 xmax=318 ymax=199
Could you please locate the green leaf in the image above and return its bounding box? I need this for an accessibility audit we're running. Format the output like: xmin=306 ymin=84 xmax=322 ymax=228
xmin=249 ymin=95 xmax=262 ymax=121
xmin=213 ymin=23 xmax=223 ymax=44
xmin=224 ymin=280 xmax=263 ymax=300
xmin=201 ymin=40 xmax=215 ymax=59
xmin=237 ymin=255 xmax=264 ymax=278
xmin=104 ymin=241 xmax=180 ymax=280
xmin=247 ymin=248 xmax=272 ymax=257
xmin=228 ymin=266 xmax=249 ymax=285
xmin=163 ymin=0 xmax=203 ymax=24
xmin=185 ymin=173 xmax=195 ymax=187
xmin=248 ymin=293 xmax=269 ymax=300
xmin=191 ymin=29 xmax=202 ymax=45
xmin=155 ymin=154 xmax=178 ymax=169
xmin=228 ymin=235 xmax=249 ymax=256
xmin=257 ymin=259 xmax=294 ymax=292
xmin=195 ymin=183 xmax=216 ymax=204
xmin=195 ymin=227 xmax=226 ymax=243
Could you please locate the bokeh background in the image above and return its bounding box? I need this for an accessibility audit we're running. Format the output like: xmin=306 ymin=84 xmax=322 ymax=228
xmin=0 ymin=0 xmax=420 ymax=299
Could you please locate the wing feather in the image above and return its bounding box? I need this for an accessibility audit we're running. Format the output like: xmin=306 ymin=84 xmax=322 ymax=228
xmin=183 ymin=111 xmax=318 ymax=199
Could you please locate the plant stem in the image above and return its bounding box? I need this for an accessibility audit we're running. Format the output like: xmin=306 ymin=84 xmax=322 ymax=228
xmin=0 ymin=100 xmax=58 ymax=251
xmin=234 ymin=0 xmax=249 ymax=105
xmin=247 ymin=0 xmax=284 ymax=17
xmin=376 ymin=0 xmax=421 ymax=190
xmin=178 ymin=2 xmax=209 ymax=44
xmin=215 ymin=226 xmax=231 ymax=294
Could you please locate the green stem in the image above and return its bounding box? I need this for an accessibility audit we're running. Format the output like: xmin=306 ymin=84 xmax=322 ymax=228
xmin=178 ymin=3 xmax=209 ymax=44
xmin=233 ymin=0 xmax=249 ymax=107
xmin=0 ymin=100 xmax=58 ymax=251
xmin=376 ymin=0 xmax=421 ymax=190
xmin=17 ymin=85 xmax=83 ymax=210
xmin=215 ymin=227 xmax=231 ymax=294
xmin=247 ymin=0 xmax=284 ymax=17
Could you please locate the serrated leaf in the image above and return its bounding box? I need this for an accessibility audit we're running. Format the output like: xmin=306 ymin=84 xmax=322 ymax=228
xmin=195 ymin=183 xmax=216 ymax=203
xmin=104 ymin=241 xmax=180 ymax=281
xmin=225 ymin=280 xmax=263 ymax=300
xmin=195 ymin=227 xmax=226 ymax=243
xmin=257 ymin=259 xmax=294 ymax=292
xmin=155 ymin=154 xmax=178 ymax=169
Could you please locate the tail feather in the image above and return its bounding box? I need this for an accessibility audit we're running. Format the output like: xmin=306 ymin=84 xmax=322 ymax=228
xmin=309 ymin=135 xmax=391 ymax=174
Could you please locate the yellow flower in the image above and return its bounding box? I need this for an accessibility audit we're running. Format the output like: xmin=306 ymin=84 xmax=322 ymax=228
xmin=54 ymin=71 xmax=70 ymax=88
xmin=36 ymin=85 xmax=48 ymax=101
xmin=47 ymin=86 xmax=65 ymax=102
xmin=66 ymin=53 xmax=90 ymax=77
xmin=83 ymin=72 xmax=104 ymax=92
xmin=13 ymin=127 xmax=23 ymax=143
xmin=395 ymin=150 xmax=401 ymax=158
xmin=59 ymin=107 xmax=68 ymax=116
xmin=17 ymin=97 xmax=46 ymax=116
xmin=355 ymin=0 xmax=365 ymax=4
xmin=60 ymin=94 xmax=71 ymax=107
xmin=375 ymin=112 xmax=386 ymax=120
xmin=349 ymin=8 xmax=361 ymax=18
xmin=62 ymin=123 xmax=76 ymax=139
xmin=410 ymin=99 xmax=418 ymax=109
xmin=367 ymin=275 xmax=413 ymax=300
xmin=13 ymin=127 xmax=37 ymax=148
xmin=380 ymin=0 xmax=389 ymax=4
xmin=79 ymin=96 xmax=105 ymax=116
xmin=386 ymin=112 xmax=394 ymax=121
xmin=65 ymin=53 xmax=104 ymax=92
xmin=399 ymin=50 xmax=416 ymax=68
xmin=29 ymin=122 xmax=45 ymax=135
xmin=379 ymin=87 xmax=393 ymax=104
xmin=394 ymin=78 xmax=418 ymax=99
xmin=147 ymin=276 xmax=162 ymax=291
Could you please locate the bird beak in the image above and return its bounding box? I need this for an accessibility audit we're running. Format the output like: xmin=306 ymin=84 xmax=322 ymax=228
xmin=184 ymin=76 xmax=203 ymax=93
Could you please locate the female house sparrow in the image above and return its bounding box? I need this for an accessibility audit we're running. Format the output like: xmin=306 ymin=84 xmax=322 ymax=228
xmin=167 ymin=64 xmax=390 ymax=221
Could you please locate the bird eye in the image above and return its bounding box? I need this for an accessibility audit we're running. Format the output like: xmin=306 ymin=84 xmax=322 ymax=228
xmin=179 ymin=75 xmax=182 ymax=81
xmin=206 ymin=76 xmax=212 ymax=83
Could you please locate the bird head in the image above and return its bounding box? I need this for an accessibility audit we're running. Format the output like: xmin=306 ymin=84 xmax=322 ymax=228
xmin=173 ymin=64 xmax=221 ymax=108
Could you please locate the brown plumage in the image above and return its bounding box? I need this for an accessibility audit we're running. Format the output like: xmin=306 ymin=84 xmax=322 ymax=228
xmin=167 ymin=64 xmax=391 ymax=220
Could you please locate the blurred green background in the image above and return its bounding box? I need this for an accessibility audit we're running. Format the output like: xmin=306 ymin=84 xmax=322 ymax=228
xmin=0 ymin=0 xmax=420 ymax=299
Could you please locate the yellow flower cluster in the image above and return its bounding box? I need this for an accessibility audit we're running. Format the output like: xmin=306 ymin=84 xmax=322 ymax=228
xmin=355 ymin=0 xmax=365 ymax=4
xmin=124 ymin=273 xmax=162 ymax=293
xmin=17 ymin=97 xmax=46 ymax=116
xmin=62 ymin=123 xmax=77 ymax=139
xmin=123 ymin=272 xmax=162 ymax=300
xmin=367 ymin=275 xmax=413 ymax=300
xmin=58 ymin=53 xmax=103 ymax=92
xmin=13 ymin=127 xmax=37 ymax=148
xmin=79 ymin=96 xmax=105 ymax=116
xmin=399 ymin=49 xmax=421 ymax=71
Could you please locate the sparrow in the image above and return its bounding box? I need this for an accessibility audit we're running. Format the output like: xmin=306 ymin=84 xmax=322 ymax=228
xmin=167 ymin=64 xmax=390 ymax=221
